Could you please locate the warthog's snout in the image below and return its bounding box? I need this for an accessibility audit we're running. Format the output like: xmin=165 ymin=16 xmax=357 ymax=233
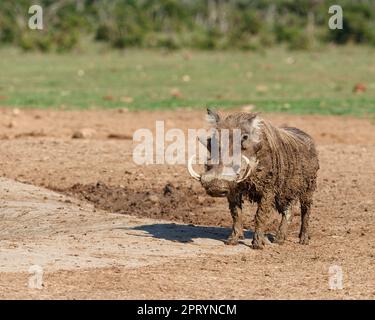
xmin=188 ymin=153 xmax=258 ymax=197
xmin=200 ymin=172 xmax=236 ymax=197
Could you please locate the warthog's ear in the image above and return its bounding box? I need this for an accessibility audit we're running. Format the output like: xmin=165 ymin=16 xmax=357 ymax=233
xmin=241 ymin=115 xmax=262 ymax=144
xmin=206 ymin=108 xmax=220 ymax=125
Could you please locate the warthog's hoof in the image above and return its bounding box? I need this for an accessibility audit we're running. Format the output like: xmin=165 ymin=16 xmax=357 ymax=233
xmin=252 ymin=232 xmax=267 ymax=249
xmin=225 ymin=237 xmax=239 ymax=245
xmin=225 ymin=232 xmax=244 ymax=245
xmin=299 ymin=233 xmax=310 ymax=245
xmin=251 ymin=241 xmax=265 ymax=250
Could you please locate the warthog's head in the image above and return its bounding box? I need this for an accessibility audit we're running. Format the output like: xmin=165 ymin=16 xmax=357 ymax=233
xmin=188 ymin=109 xmax=262 ymax=197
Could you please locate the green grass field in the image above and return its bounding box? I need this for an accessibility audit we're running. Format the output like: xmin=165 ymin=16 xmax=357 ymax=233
xmin=0 ymin=46 xmax=374 ymax=115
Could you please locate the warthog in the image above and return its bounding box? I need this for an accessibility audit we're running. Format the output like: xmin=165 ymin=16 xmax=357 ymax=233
xmin=188 ymin=109 xmax=319 ymax=249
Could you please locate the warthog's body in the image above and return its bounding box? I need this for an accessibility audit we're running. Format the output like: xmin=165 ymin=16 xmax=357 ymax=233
xmin=189 ymin=110 xmax=319 ymax=249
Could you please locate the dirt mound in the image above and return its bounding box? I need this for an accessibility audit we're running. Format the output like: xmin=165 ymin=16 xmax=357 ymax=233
xmin=64 ymin=182 xmax=219 ymax=224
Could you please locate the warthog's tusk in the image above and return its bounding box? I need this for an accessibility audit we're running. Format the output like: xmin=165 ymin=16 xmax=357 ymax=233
xmin=187 ymin=155 xmax=201 ymax=181
xmin=236 ymin=155 xmax=257 ymax=183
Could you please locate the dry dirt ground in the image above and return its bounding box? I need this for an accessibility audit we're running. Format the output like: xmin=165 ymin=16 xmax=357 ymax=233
xmin=0 ymin=107 xmax=374 ymax=299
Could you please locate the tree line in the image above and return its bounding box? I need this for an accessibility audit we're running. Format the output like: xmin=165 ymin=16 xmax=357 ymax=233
xmin=1 ymin=0 xmax=374 ymax=52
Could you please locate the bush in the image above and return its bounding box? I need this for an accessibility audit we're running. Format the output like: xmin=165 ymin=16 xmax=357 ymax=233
xmin=288 ymin=33 xmax=312 ymax=50
xmin=0 ymin=25 xmax=15 ymax=44
xmin=151 ymin=34 xmax=181 ymax=50
xmin=95 ymin=25 xmax=113 ymax=42
xmin=192 ymin=30 xmax=221 ymax=50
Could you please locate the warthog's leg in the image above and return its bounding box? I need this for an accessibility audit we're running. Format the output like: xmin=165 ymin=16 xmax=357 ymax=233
xmin=225 ymin=194 xmax=244 ymax=245
xmin=274 ymin=207 xmax=292 ymax=244
xmin=252 ymin=194 xmax=272 ymax=249
xmin=299 ymin=192 xmax=313 ymax=245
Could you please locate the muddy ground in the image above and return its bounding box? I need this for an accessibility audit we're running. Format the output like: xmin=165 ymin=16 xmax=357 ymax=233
xmin=0 ymin=107 xmax=374 ymax=299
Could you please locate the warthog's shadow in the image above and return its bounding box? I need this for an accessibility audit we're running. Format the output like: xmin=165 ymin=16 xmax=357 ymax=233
xmin=130 ymin=223 xmax=256 ymax=244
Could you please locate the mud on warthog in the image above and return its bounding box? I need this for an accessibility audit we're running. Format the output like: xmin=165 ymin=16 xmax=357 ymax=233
xmin=188 ymin=109 xmax=319 ymax=249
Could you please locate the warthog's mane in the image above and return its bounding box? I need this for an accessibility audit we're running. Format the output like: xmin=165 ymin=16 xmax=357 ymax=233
xmin=218 ymin=112 xmax=311 ymax=153
xmin=261 ymin=120 xmax=312 ymax=153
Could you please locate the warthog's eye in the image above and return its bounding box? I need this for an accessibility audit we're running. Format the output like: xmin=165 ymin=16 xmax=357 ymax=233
xmin=204 ymin=157 xmax=214 ymax=171
xmin=241 ymin=134 xmax=249 ymax=142
xmin=241 ymin=133 xmax=250 ymax=149
xmin=204 ymin=163 xmax=213 ymax=171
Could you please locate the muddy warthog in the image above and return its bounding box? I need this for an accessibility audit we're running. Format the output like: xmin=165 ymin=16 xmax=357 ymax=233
xmin=188 ymin=109 xmax=319 ymax=249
